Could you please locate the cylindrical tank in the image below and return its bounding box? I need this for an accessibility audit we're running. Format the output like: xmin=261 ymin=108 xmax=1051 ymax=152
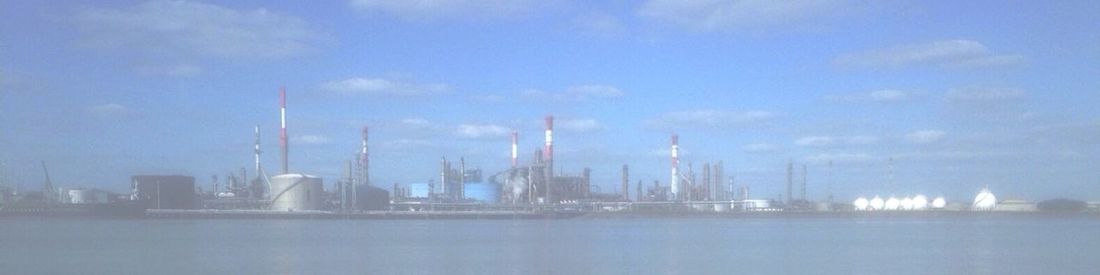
xmin=884 ymin=197 xmax=900 ymax=210
xmin=269 ymin=174 xmax=324 ymax=211
xmin=463 ymin=182 xmax=500 ymax=204
xmin=69 ymin=189 xmax=87 ymax=204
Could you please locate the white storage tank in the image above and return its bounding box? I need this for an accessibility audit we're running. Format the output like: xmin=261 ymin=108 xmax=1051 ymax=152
xmin=853 ymin=197 xmax=869 ymax=211
xmin=884 ymin=197 xmax=901 ymax=210
xmin=972 ymin=187 xmax=997 ymax=211
xmin=869 ymin=196 xmax=885 ymax=210
xmin=912 ymin=195 xmax=929 ymax=210
xmin=269 ymin=174 xmax=325 ymax=211
xmin=931 ymin=196 xmax=947 ymax=209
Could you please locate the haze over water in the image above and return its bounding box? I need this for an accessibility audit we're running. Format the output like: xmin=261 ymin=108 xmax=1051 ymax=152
xmin=4 ymin=217 xmax=1099 ymax=274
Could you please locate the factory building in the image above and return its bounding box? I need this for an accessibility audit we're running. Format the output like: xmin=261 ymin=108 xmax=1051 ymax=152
xmin=132 ymin=175 xmax=198 ymax=209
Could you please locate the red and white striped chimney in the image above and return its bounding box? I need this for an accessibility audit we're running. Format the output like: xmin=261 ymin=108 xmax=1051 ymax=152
xmin=279 ymin=86 xmax=288 ymax=175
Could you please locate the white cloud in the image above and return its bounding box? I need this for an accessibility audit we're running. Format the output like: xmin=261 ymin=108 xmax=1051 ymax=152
xmin=638 ymin=0 xmax=862 ymax=32
xmin=846 ymin=135 xmax=881 ymax=145
xmin=905 ymin=130 xmax=946 ymax=144
xmin=833 ymin=39 xmax=1023 ymax=69
xmin=135 ymin=64 xmax=202 ymax=77
xmin=826 ymin=89 xmax=912 ymax=103
xmin=795 ymin=136 xmax=835 ymax=147
xmin=88 ymin=103 xmax=136 ymax=117
xmin=743 ymin=143 xmax=777 ymax=153
xmin=349 ymin=0 xmax=549 ymax=20
xmin=945 ymin=87 xmax=1025 ymax=103
xmin=455 ymin=123 xmax=510 ymax=139
xmin=647 ymin=109 xmax=776 ymax=130
xmin=76 ymin=0 xmax=330 ymax=61
xmin=556 ymin=118 xmax=601 ymax=133
xmin=522 ymin=84 xmax=624 ymax=102
xmin=320 ymin=77 xmax=449 ymax=96
xmin=804 ymin=153 xmax=874 ymax=164
xmin=574 ymin=12 xmax=626 ymax=36
xmin=294 ymin=135 xmax=331 ymax=145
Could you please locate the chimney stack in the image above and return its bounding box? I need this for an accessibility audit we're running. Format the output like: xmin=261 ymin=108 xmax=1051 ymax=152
xmin=279 ymin=87 xmax=288 ymax=174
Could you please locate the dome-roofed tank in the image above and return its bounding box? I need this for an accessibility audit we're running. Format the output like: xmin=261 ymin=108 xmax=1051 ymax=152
xmin=931 ymin=196 xmax=947 ymax=209
xmin=972 ymin=187 xmax=997 ymax=210
xmin=912 ymin=195 xmax=929 ymax=210
xmin=269 ymin=174 xmax=324 ymax=211
xmin=853 ymin=197 xmax=869 ymax=211
xmin=869 ymin=196 xmax=884 ymax=210
xmin=900 ymin=197 xmax=914 ymax=210
xmin=884 ymin=196 xmax=900 ymax=210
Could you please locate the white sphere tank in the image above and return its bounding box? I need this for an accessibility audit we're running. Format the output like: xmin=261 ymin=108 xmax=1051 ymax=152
xmin=269 ymin=174 xmax=325 ymax=211
xmin=869 ymin=196 xmax=885 ymax=210
xmin=900 ymin=197 xmax=914 ymax=210
xmin=972 ymin=187 xmax=997 ymax=210
xmin=884 ymin=197 xmax=901 ymax=210
xmin=931 ymin=197 xmax=947 ymax=209
xmin=912 ymin=195 xmax=929 ymax=210
xmin=853 ymin=197 xmax=869 ymax=211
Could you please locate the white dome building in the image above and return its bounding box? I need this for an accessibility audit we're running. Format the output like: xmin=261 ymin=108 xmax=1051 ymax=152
xmin=912 ymin=195 xmax=929 ymax=210
xmin=931 ymin=196 xmax=947 ymax=209
xmin=972 ymin=187 xmax=997 ymax=211
xmin=853 ymin=197 xmax=869 ymax=211
xmin=869 ymin=196 xmax=885 ymax=210
xmin=884 ymin=196 xmax=901 ymax=210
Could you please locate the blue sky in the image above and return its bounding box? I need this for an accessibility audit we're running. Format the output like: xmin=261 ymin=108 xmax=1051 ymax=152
xmin=2 ymin=0 xmax=1098 ymax=202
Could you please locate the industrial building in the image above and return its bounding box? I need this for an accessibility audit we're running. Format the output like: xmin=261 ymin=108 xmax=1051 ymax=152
xmin=131 ymin=175 xmax=197 ymax=209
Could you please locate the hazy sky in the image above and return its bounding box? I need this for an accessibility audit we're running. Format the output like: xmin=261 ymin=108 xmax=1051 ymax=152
xmin=2 ymin=0 xmax=1098 ymax=201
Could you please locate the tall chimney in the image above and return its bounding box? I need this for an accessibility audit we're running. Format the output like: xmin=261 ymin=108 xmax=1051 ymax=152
xmin=670 ymin=134 xmax=680 ymax=201
xmin=621 ymin=164 xmax=629 ymax=201
xmin=702 ymin=163 xmax=710 ymax=201
xmin=801 ymin=164 xmax=807 ymax=202
xmin=440 ymin=157 xmax=447 ymax=196
xmin=360 ymin=127 xmax=369 ymax=187
xmin=511 ymin=130 xmax=518 ymax=168
xmin=254 ymin=125 xmax=262 ymax=177
xmin=279 ymin=87 xmax=288 ymax=174
xmin=544 ymin=116 xmax=553 ymax=176
xmin=459 ymin=157 xmax=466 ymax=200
xmin=786 ymin=159 xmax=793 ymax=204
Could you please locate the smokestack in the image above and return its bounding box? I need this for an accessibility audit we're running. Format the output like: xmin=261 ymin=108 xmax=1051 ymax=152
xmin=459 ymin=157 xmax=466 ymax=200
xmin=279 ymin=87 xmax=288 ymax=174
xmin=360 ymin=127 xmax=369 ymax=187
xmin=440 ymin=157 xmax=447 ymax=196
xmin=511 ymin=130 xmax=518 ymax=168
xmin=254 ymin=125 xmax=262 ymax=176
xmin=801 ymin=164 xmax=807 ymax=201
xmin=786 ymin=159 xmax=793 ymax=204
xmin=621 ymin=165 xmax=629 ymax=201
xmin=670 ymin=134 xmax=680 ymax=201
xmin=544 ymin=116 xmax=553 ymax=177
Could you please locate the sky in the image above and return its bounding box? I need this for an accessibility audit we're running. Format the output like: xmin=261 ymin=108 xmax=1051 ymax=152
xmin=1 ymin=0 xmax=1098 ymax=202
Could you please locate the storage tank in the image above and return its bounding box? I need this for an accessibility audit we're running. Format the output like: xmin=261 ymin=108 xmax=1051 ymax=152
xmin=900 ymin=197 xmax=914 ymax=210
xmin=972 ymin=187 xmax=997 ymax=211
xmin=853 ymin=197 xmax=869 ymax=211
xmin=463 ymin=182 xmax=500 ymax=204
xmin=912 ymin=195 xmax=929 ymax=210
xmin=931 ymin=196 xmax=947 ymax=209
xmin=68 ymin=189 xmax=107 ymax=204
xmin=884 ymin=197 xmax=900 ymax=210
xmin=269 ymin=174 xmax=324 ymax=211
xmin=869 ymin=196 xmax=884 ymax=210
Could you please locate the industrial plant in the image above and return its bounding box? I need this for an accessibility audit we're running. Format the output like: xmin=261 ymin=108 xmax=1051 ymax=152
xmin=2 ymin=88 xmax=1098 ymax=219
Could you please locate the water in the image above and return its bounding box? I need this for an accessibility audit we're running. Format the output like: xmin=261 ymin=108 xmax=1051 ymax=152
xmin=3 ymin=217 xmax=1099 ymax=274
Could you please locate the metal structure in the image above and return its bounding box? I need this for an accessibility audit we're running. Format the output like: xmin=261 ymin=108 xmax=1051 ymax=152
xmin=621 ymin=165 xmax=629 ymax=201
xmin=269 ymin=174 xmax=324 ymax=211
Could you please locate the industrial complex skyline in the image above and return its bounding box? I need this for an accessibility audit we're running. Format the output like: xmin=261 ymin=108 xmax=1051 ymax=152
xmin=1 ymin=1 xmax=1099 ymax=201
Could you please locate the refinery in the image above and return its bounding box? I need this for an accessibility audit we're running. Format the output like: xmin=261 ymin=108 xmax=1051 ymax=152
xmin=2 ymin=88 xmax=1098 ymax=219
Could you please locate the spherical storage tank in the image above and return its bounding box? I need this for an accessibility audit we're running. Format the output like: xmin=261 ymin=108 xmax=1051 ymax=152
xmin=869 ymin=196 xmax=885 ymax=210
xmin=464 ymin=182 xmax=500 ymax=204
xmin=269 ymin=174 xmax=324 ymax=211
xmin=900 ymin=197 xmax=914 ymax=210
xmin=931 ymin=197 xmax=947 ymax=209
xmin=853 ymin=197 xmax=870 ymax=211
xmin=884 ymin=197 xmax=901 ymax=210
xmin=912 ymin=195 xmax=929 ymax=210
xmin=972 ymin=187 xmax=997 ymax=210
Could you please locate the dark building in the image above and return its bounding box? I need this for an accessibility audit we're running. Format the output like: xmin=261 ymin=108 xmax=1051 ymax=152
xmin=132 ymin=175 xmax=197 ymax=209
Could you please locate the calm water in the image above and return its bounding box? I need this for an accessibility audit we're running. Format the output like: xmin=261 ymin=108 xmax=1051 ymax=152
xmin=3 ymin=217 xmax=1099 ymax=274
